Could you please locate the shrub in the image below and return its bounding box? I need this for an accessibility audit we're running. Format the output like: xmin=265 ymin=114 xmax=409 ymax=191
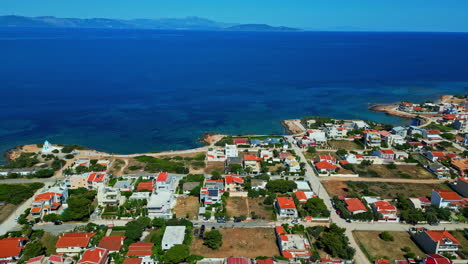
xmin=380 ymin=231 xmax=394 ymax=241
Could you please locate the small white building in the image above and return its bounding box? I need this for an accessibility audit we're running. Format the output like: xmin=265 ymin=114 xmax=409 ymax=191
xmin=41 ymin=140 xmax=63 ymax=154
xmin=161 ymin=226 xmax=186 ymax=250
xmin=97 ymin=186 xmax=123 ymax=207
xmin=148 ymin=191 xmax=175 ymax=219
xmin=225 ymin=144 xmax=238 ymax=158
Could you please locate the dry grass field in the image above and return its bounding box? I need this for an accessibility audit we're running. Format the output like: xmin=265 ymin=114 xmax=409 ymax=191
xmin=173 ymin=196 xmax=200 ymax=220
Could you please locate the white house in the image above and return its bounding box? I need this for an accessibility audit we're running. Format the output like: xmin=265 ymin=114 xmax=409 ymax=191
xmin=147 ymin=191 xmax=175 ymax=219
xmin=225 ymin=144 xmax=238 ymax=158
xmin=161 ymin=226 xmax=186 ymax=250
xmin=97 ymin=186 xmax=122 ymax=207
xmin=276 ymin=197 xmax=298 ymax=219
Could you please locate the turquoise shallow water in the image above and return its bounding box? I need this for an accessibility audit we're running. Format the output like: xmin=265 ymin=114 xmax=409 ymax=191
xmin=0 ymin=28 xmax=467 ymax=155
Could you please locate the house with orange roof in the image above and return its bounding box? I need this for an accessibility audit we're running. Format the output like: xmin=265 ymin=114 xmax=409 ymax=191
xmin=87 ymin=172 xmax=107 ymax=190
xmin=243 ymin=154 xmax=262 ymax=174
xmin=399 ymin=102 xmax=414 ymax=112
xmin=431 ymin=190 xmax=463 ymax=209
xmin=412 ymin=229 xmax=460 ymax=255
xmin=374 ymin=259 xmax=390 ymax=264
xmin=155 ymin=172 xmax=175 ymax=191
xmin=136 ymin=181 xmax=155 ymax=192
xmin=0 ymin=237 xmax=27 ymax=263
xmin=344 ymin=198 xmax=367 ymax=215
xmin=78 ymin=247 xmax=108 ymax=264
xmin=295 ymin=191 xmax=308 ymax=204
xmin=31 ymin=185 xmax=68 ymax=219
xmin=126 ymin=243 xmax=154 ymax=257
xmin=224 ymin=175 xmax=244 ymax=192
xmin=97 ymin=236 xmax=125 ymax=253
xmin=56 ymin=232 xmax=96 ymax=255
xmin=26 ymin=256 xmax=45 ymax=264
xmin=424 ymin=152 xmax=447 ymax=162
xmin=451 ymin=159 xmax=468 ymax=177
xmin=364 ymin=130 xmax=381 ymax=147
xmin=421 ymin=254 xmax=453 ymax=264
xmin=275 ymin=197 xmax=298 ymax=219
xmin=371 ymin=200 xmax=399 ymax=222
xmin=275 ymin=225 xmax=311 ymax=259
xmin=315 ymin=161 xmax=338 ymax=174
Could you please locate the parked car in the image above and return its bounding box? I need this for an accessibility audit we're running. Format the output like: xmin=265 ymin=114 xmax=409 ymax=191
xmin=291 ymin=220 xmax=299 ymax=225
xmin=194 ymin=229 xmax=199 ymax=235
xmin=217 ymin=217 xmax=226 ymax=223
xmin=233 ymin=217 xmax=242 ymax=222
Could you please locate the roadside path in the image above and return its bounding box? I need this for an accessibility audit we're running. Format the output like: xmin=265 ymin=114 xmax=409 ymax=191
xmin=319 ymin=177 xmax=449 ymax=184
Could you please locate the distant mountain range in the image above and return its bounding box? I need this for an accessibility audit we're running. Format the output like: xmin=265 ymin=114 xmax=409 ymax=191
xmin=0 ymin=15 xmax=300 ymax=32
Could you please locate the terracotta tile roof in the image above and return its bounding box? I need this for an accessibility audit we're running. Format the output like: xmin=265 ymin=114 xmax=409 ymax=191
xmin=123 ymin=258 xmax=142 ymax=264
xmin=339 ymin=160 xmax=349 ymax=165
xmin=31 ymin=207 xmax=41 ymax=213
xmin=78 ymin=247 xmax=108 ymax=264
xmin=431 ymin=152 xmax=446 ymax=158
xmin=56 ymin=233 xmax=96 ymax=248
xmin=156 ymin=172 xmax=168 ymax=182
xmin=425 ymin=254 xmax=451 ymax=264
xmin=443 ymin=114 xmax=456 ymax=120
xmin=87 ymin=173 xmax=105 ymax=182
xmin=380 ymin=149 xmax=395 ymax=154
xmin=375 ymin=259 xmax=390 ymax=264
xmin=295 ymin=191 xmax=308 ymax=202
xmin=426 ymin=130 xmax=441 ymax=135
xmin=345 ymin=198 xmax=367 ymax=213
xmin=48 ymin=255 xmax=63 ymax=263
xmin=276 ymin=197 xmax=296 ymax=209
xmin=233 ymin=139 xmax=248 ymax=145
xmin=256 ymin=258 xmax=274 ymax=264
xmin=244 ymin=154 xmax=261 ymax=161
xmin=315 ymin=161 xmax=338 ymax=170
xmin=0 ymin=237 xmax=27 ymax=259
xmin=98 ymin=236 xmax=125 ymax=251
xmin=374 ymin=201 xmax=396 ymax=213
xmin=225 ymin=176 xmax=244 ymax=184
xmin=280 ymin=235 xmax=289 ymax=241
xmin=127 ymin=243 xmax=154 ymax=256
xmin=426 ymin=230 xmax=460 ymax=245
xmin=27 ymin=256 xmax=45 ymax=263
xmin=275 ymin=226 xmax=286 ymax=235
xmin=434 ymin=190 xmax=462 ymax=201
xmin=282 ymin=251 xmax=293 ymax=259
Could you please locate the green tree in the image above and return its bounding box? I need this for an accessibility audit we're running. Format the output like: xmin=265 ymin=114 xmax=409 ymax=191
xmin=211 ymin=170 xmax=222 ymax=180
xmin=380 ymin=231 xmax=394 ymax=241
xmin=21 ymin=241 xmax=45 ymax=260
xmin=303 ymin=197 xmax=330 ymax=217
xmin=165 ymin=245 xmax=190 ymax=264
xmin=43 ymin=213 xmax=61 ymax=222
xmin=266 ymin=179 xmax=297 ymax=193
xmin=204 ymin=230 xmax=223 ymax=249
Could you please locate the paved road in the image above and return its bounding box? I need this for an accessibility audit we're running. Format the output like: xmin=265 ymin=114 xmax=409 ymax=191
xmin=286 ymin=136 xmax=370 ymax=264
xmin=319 ymin=177 xmax=450 ymax=184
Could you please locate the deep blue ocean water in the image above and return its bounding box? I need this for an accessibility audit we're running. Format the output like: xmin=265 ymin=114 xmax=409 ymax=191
xmin=0 ymin=28 xmax=467 ymax=155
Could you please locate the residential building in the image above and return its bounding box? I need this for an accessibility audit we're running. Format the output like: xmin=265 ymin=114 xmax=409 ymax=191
xmin=0 ymin=237 xmax=27 ymax=263
xmin=315 ymin=161 xmax=337 ymax=174
xmin=127 ymin=243 xmax=154 ymax=257
xmin=422 ymin=130 xmax=443 ymax=141
xmin=372 ymin=149 xmax=395 ymax=160
xmin=200 ymin=180 xmax=224 ymax=205
xmin=161 ymin=226 xmax=186 ymax=250
xmin=453 ymin=118 xmax=468 ymax=132
xmin=363 ymin=130 xmax=381 ymax=147
xmin=345 ymin=198 xmax=367 ymax=215
xmin=275 ymin=197 xmax=298 ymax=219
xmin=386 ymin=134 xmax=406 ymax=146
xmin=451 ymin=159 xmax=468 ymax=176
xmin=431 ymin=190 xmax=463 ymax=209
xmin=275 ymin=226 xmax=311 ymax=259
xmin=260 ymin=150 xmax=273 ymax=160
xmin=424 ymin=152 xmax=447 ymax=162
xmin=372 ymin=200 xmax=398 ymax=222
xmin=224 ymin=175 xmax=244 ymax=192
xmin=26 ymin=256 xmax=46 ymax=264
xmin=56 ymin=232 xmax=96 ymax=255
xmin=225 ymin=144 xmax=238 ymax=158
xmin=307 ymin=130 xmax=327 ymax=145
xmin=295 ymin=181 xmax=312 ymax=192
xmin=352 ymin=120 xmax=370 ymax=130
xmin=155 ymin=172 xmax=175 ymax=191
xmin=428 ymin=163 xmax=450 ymax=179
xmin=226 ymin=257 xmax=251 ymax=264
xmin=243 ymin=154 xmax=262 ymax=174
xmin=412 ymin=229 xmax=460 ymax=255
xmin=250 ymin=179 xmax=267 ymax=190
xmin=147 ymin=191 xmax=175 ymax=219
xmin=391 ymin=126 xmax=408 ymax=138
xmin=324 ymin=124 xmax=348 ymax=139
xmin=113 ymin=181 xmax=133 ymax=192
xmin=98 ymin=236 xmax=125 ymax=253
xmin=31 ymin=185 xmax=68 ymax=219
xmin=409 ymin=197 xmax=432 ymax=211
xmin=345 ymin=153 xmax=364 ymax=164
xmin=78 ymin=247 xmax=109 ymax=264
xmin=67 ymin=174 xmax=89 ymax=189
xmin=225 ymin=157 xmax=242 ymax=173
xmin=206 ymin=149 xmax=226 ymax=162
xmin=421 ymin=254 xmax=453 ymax=264
xmin=399 ymin=102 xmax=414 ymax=112
xmin=129 ymin=192 xmax=151 ymax=200
xmin=454 ymin=177 xmax=468 ymax=197
xmin=97 ymin=186 xmax=122 ymax=207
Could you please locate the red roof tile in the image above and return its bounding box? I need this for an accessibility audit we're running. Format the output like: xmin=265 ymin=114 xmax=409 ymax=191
xmin=136 ymin=181 xmax=154 ymax=191
xmin=156 ymin=172 xmax=168 ymax=182
xmin=225 ymin=176 xmax=243 ymax=184
xmin=87 ymin=173 xmax=106 ymax=182
xmin=56 ymin=233 xmax=96 ymax=248
xmin=256 ymin=258 xmax=274 ymax=264
xmin=127 ymin=243 xmax=154 ymax=257
xmin=434 ymin=190 xmax=462 ymax=201
xmin=295 ymin=191 xmax=308 ymax=202
xmin=277 ymin=197 xmax=296 ymax=209
xmin=282 ymin=251 xmax=293 ymax=259
xmin=345 ymin=198 xmax=367 ymax=213
xmin=227 ymin=257 xmax=249 ymax=264
xmin=27 ymin=256 xmax=45 ymax=263
xmin=426 ymin=230 xmax=460 ymax=245
xmin=315 ymin=161 xmax=338 ymax=170
xmin=0 ymin=237 xmax=27 ymax=259
xmin=233 ymin=139 xmax=248 ymax=145
xmin=78 ymin=247 xmax=108 ymax=264
xmin=275 ymin=226 xmax=285 ymax=235
xmin=98 ymin=236 xmax=125 ymax=252
xmin=380 ymin=149 xmax=395 ymax=154
xmin=244 ymin=154 xmax=261 ymax=161
xmin=123 ymin=258 xmax=142 ymax=264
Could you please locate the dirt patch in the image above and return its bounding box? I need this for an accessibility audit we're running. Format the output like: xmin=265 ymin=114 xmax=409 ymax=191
xmin=328 ymin=140 xmax=363 ymax=150
xmin=324 ymin=181 xmax=451 ymax=199
xmin=358 ymin=165 xmax=433 ymax=179
xmin=8 ymin=144 xmax=41 ymax=160
xmin=0 ymin=204 xmax=17 ymax=224
xmin=248 ymin=197 xmax=274 ymax=220
xmin=282 ymin=119 xmax=306 ymax=134
xmin=205 ymin=162 xmax=225 ymax=174
xmin=354 ymin=231 xmax=424 ymax=262
xmin=226 ymin=197 xmax=249 ymax=218
xmin=173 ymin=196 xmax=200 ymax=220
xmin=190 ymin=228 xmax=279 ymax=258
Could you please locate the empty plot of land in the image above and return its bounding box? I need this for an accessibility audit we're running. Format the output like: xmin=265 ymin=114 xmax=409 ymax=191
xmin=0 ymin=204 xmax=17 ymax=224
xmin=190 ymin=228 xmax=279 ymax=258
xmin=248 ymin=197 xmax=274 ymax=220
xmin=450 ymin=230 xmax=468 ymax=253
xmin=173 ymin=196 xmax=200 ymax=220
xmin=357 ymin=165 xmax=434 ymax=179
xmin=205 ymin=162 xmax=224 ymax=174
xmin=323 ymin=181 xmax=451 ymax=199
xmin=328 ymin=140 xmax=363 ymax=150
xmin=226 ymin=197 xmax=249 ymax=217
xmin=354 ymin=231 xmax=424 ymax=262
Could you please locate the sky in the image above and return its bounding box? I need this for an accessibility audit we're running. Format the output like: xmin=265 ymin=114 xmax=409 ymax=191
xmin=1 ymin=0 xmax=468 ymax=32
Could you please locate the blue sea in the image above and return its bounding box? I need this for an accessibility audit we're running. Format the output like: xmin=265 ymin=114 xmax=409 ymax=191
xmin=0 ymin=28 xmax=467 ymax=155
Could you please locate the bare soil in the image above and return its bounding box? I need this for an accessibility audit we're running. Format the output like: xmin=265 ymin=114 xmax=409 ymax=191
xmin=354 ymin=231 xmax=425 ymax=262
xmin=359 ymin=165 xmax=434 ymax=179
xmin=248 ymin=197 xmax=274 ymax=220
xmin=190 ymin=228 xmax=279 ymax=258
xmin=226 ymin=197 xmax=249 ymax=218
xmin=0 ymin=204 xmax=17 ymax=224
xmin=328 ymin=140 xmax=363 ymax=150
xmin=173 ymin=196 xmax=200 ymax=220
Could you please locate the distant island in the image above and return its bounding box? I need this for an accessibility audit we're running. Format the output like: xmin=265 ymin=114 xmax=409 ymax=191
xmin=0 ymin=15 xmax=300 ymax=32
